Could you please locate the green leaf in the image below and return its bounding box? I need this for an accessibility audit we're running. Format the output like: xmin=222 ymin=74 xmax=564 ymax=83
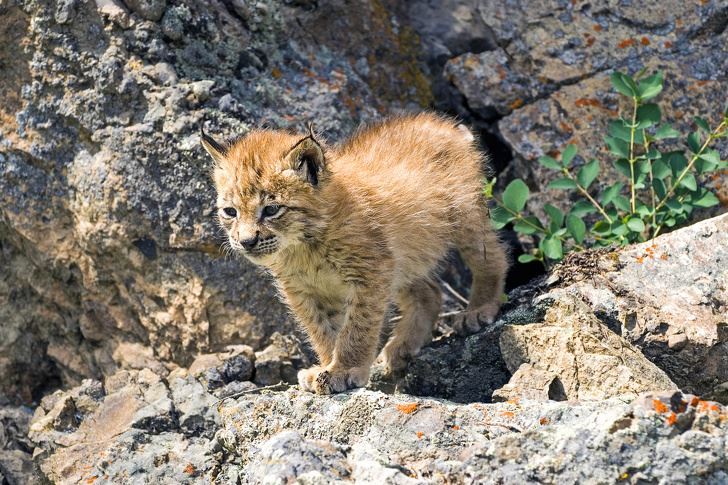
xmin=518 ymin=253 xmax=540 ymax=264
xmin=614 ymin=158 xmax=632 ymax=178
xmin=544 ymin=204 xmax=564 ymax=231
xmin=593 ymin=220 xmax=611 ymax=235
xmin=538 ymin=155 xmax=562 ymax=170
xmin=636 ymin=159 xmax=651 ymax=174
xmin=654 ymin=124 xmax=680 ymax=140
xmin=613 ymin=195 xmax=631 ymax=212
xmin=566 ymin=215 xmax=586 ymax=243
xmin=548 ymin=178 xmax=578 ymax=190
xmin=610 ymin=71 xmax=637 ymax=97
xmin=665 ymin=151 xmax=687 ymax=175
xmin=513 ymin=216 xmax=544 ymax=235
xmin=569 ymin=200 xmax=597 ymax=217
xmin=694 ymin=117 xmax=710 ymax=133
xmin=699 ymin=149 xmax=720 ymax=165
xmin=679 ymin=173 xmax=697 ymax=191
xmin=626 ymin=217 xmax=645 ymax=233
xmin=490 ymin=206 xmax=513 ymax=229
xmin=562 ymin=144 xmax=578 ymax=167
xmin=502 ymin=179 xmax=529 ymax=212
xmin=635 ymin=103 xmax=661 ymax=129
xmin=635 ymin=202 xmax=651 ymax=218
xmin=665 ymin=198 xmax=684 ymax=213
xmin=611 ymin=223 xmax=629 ymax=236
xmin=577 ymin=159 xmax=600 ymax=189
xmin=692 ymin=190 xmax=719 ymax=208
xmin=541 ymin=237 xmax=563 ymax=260
xmin=600 ymin=183 xmax=623 ymax=205
xmin=695 ymin=157 xmax=718 ymax=174
xmin=637 ymin=71 xmax=663 ymax=100
xmin=605 ymin=136 xmax=629 ymax=158
xmin=687 ymin=132 xmax=701 ymax=153
xmin=652 ymin=159 xmax=671 ymax=179
xmin=653 ymin=178 xmax=667 ymax=199
xmin=608 ymin=120 xmax=645 ymax=144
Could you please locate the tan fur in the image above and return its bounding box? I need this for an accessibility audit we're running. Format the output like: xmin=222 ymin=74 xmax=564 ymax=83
xmin=205 ymin=113 xmax=509 ymax=394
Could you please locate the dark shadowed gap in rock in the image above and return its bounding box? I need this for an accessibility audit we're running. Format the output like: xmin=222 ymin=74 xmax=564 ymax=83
xmin=478 ymin=127 xmax=513 ymax=175
xmin=132 ymin=237 xmax=158 ymax=260
xmin=548 ymin=377 xmax=567 ymax=402
xmin=24 ymin=357 xmax=62 ymax=406
xmin=395 ymin=326 xmax=511 ymax=404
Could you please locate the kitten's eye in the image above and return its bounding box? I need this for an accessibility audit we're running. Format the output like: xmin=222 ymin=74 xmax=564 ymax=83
xmin=221 ymin=207 xmax=237 ymax=218
xmin=262 ymin=205 xmax=281 ymax=218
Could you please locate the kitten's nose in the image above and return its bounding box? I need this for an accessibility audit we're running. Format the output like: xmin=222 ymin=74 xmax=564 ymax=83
xmin=240 ymin=233 xmax=259 ymax=251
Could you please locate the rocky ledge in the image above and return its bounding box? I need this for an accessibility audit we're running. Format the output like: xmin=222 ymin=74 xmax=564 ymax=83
xmin=2 ymin=213 xmax=725 ymax=484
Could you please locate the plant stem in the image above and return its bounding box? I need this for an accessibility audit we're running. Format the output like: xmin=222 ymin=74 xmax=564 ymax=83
xmin=493 ymin=198 xmax=546 ymax=234
xmin=628 ymin=97 xmax=639 ymax=213
xmin=643 ymin=136 xmax=657 ymax=229
xmin=651 ymin=119 xmax=727 ymax=218
xmin=561 ymin=168 xmax=613 ymax=224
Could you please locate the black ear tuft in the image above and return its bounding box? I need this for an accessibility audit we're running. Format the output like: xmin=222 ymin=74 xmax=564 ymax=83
xmin=200 ymin=124 xmax=228 ymax=164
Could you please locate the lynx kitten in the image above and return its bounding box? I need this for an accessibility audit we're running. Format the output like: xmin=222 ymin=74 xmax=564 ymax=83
xmin=203 ymin=113 xmax=508 ymax=394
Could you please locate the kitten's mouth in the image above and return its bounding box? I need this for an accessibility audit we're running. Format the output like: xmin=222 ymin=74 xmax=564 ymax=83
xmin=251 ymin=235 xmax=279 ymax=255
xmin=230 ymin=235 xmax=279 ymax=257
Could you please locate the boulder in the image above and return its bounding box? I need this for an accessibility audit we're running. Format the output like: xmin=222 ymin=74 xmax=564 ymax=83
xmin=444 ymin=0 xmax=728 ymax=214
xmin=494 ymin=296 xmax=677 ymax=402
xmin=216 ymin=388 xmax=728 ymax=483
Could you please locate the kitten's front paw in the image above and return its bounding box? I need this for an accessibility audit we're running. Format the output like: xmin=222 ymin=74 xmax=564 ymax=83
xmin=297 ymin=365 xmax=370 ymax=394
xmin=297 ymin=366 xmax=324 ymax=392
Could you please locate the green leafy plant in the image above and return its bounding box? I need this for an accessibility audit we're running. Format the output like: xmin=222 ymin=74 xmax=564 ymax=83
xmin=486 ymin=70 xmax=728 ymax=266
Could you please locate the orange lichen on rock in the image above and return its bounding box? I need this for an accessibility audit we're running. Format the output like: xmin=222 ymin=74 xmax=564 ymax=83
xmin=640 ymin=36 xmax=650 ymax=45
xmin=184 ymin=464 xmax=196 ymax=475
xmin=539 ymin=417 xmax=550 ymax=425
xmin=510 ymin=98 xmax=525 ymax=110
xmin=666 ymin=412 xmax=677 ymax=426
xmin=575 ymin=98 xmax=602 ymax=108
xmin=617 ymin=38 xmax=636 ymax=49
xmin=416 ymin=431 xmax=424 ymax=439
xmin=500 ymin=411 xmax=515 ymax=419
xmin=396 ymin=403 xmax=419 ymax=414
xmin=697 ymin=400 xmax=721 ymax=413
xmin=653 ymin=399 xmax=669 ymax=414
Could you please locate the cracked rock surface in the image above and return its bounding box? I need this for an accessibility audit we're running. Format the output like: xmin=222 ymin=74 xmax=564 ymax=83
xmin=2 ymin=0 xmax=728 ymax=483
xmin=16 ymin=213 xmax=728 ymax=483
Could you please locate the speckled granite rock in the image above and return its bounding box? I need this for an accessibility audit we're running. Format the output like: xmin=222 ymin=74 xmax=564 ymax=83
xmin=216 ymin=388 xmax=728 ymax=483
xmin=444 ymin=0 xmax=728 ymax=213
xmin=494 ymin=296 xmax=677 ymax=402
xmin=21 ymin=213 xmax=728 ymax=483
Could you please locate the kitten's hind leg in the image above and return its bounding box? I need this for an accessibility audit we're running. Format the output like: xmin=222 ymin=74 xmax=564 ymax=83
xmin=453 ymin=206 xmax=509 ymax=335
xmin=379 ymin=278 xmax=441 ymax=375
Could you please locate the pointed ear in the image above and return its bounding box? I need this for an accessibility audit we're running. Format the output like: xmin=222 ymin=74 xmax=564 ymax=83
xmin=200 ymin=125 xmax=228 ymax=165
xmin=290 ymin=136 xmax=325 ymax=186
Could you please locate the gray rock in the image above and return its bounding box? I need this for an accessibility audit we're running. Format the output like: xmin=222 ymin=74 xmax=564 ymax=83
xmin=217 ymin=388 xmax=728 ymax=483
xmin=254 ymin=332 xmax=314 ymax=386
xmin=125 ymin=0 xmax=166 ymax=21
xmin=495 ymin=295 xmax=677 ymax=402
xmin=0 ymin=404 xmax=37 ymax=485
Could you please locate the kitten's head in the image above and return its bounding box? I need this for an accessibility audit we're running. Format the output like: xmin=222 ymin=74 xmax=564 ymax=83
xmin=202 ymin=126 xmax=329 ymax=266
